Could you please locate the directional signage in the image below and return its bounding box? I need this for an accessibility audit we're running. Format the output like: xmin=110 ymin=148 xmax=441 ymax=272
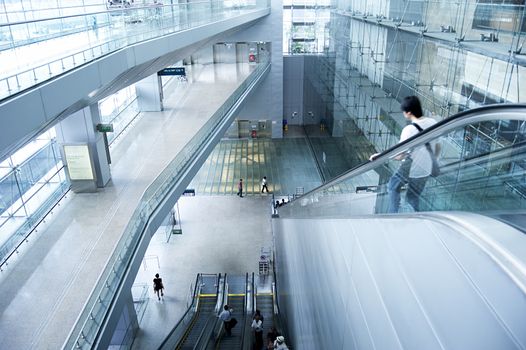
xmin=158 ymin=67 xmax=186 ymax=76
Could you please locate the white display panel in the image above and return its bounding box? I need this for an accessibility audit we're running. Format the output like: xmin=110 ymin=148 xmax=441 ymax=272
xmin=63 ymin=144 xmax=95 ymax=180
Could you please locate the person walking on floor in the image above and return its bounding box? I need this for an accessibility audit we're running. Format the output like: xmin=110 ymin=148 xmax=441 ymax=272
xmin=219 ymin=305 xmax=234 ymax=336
xmin=237 ymin=178 xmax=244 ymax=197
xmin=153 ymin=273 xmax=164 ymax=301
xmin=261 ymin=176 xmax=269 ymax=193
xmin=251 ymin=314 xmax=264 ymax=349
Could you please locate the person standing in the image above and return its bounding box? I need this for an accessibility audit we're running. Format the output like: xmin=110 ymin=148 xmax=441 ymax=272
xmin=266 ymin=327 xmax=280 ymax=349
xmin=251 ymin=314 xmax=264 ymax=349
xmin=273 ymin=336 xmax=289 ymax=350
xmin=385 ymin=96 xmax=439 ymax=213
xmin=237 ymin=178 xmax=243 ymax=197
xmin=261 ymin=176 xmax=269 ymax=193
xmin=219 ymin=305 xmax=234 ymax=336
xmin=153 ymin=273 xmax=164 ymax=301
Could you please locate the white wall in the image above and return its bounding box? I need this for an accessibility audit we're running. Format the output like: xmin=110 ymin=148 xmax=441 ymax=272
xmin=220 ymin=0 xmax=284 ymax=138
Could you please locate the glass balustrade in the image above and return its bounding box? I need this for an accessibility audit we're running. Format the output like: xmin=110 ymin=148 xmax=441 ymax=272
xmin=279 ymin=104 xmax=526 ymax=219
xmin=0 ymin=130 xmax=68 ymax=267
xmin=0 ymin=0 xmax=270 ymax=100
xmin=63 ymin=58 xmax=270 ymax=350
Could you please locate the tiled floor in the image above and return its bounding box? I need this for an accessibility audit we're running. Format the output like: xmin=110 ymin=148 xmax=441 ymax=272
xmin=189 ymin=138 xmax=323 ymax=196
xmin=0 ymin=62 xmax=259 ymax=350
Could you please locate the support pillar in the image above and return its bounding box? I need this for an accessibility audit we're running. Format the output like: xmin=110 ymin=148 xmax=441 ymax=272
xmin=135 ymin=73 xmax=163 ymax=112
xmin=57 ymin=104 xmax=111 ymax=192
xmin=108 ymin=288 xmax=140 ymax=349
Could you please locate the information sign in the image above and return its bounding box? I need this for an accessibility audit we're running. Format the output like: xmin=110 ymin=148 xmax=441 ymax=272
xmin=63 ymin=145 xmax=95 ymax=181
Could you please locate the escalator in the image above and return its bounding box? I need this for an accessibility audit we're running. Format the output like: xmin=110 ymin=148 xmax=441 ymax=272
xmin=278 ymin=104 xmax=526 ymax=217
xmin=255 ymin=292 xmax=274 ymax=344
xmin=215 ymin=275 xmax=247 ymax=350
xmin=158 ymin=274 xmax=224 ymax=350
xmin=273 ymin=104 xmax=526 ymax=349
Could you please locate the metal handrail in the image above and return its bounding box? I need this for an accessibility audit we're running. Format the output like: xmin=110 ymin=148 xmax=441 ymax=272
xmin=0 ymin=1 xmax=217 ymax=27
xmin=240 ymin=273 xmax=250 ymax=349
xmin=280 ymin=104 xmax=526 ymax=208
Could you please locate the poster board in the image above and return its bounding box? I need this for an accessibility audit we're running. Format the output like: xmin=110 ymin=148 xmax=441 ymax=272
xmin=63 ymin=144 xmax=95 ymax=181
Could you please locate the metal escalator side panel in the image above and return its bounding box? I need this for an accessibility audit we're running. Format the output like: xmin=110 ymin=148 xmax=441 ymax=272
xmin=177 ymin=295 xmax=218 ymax=350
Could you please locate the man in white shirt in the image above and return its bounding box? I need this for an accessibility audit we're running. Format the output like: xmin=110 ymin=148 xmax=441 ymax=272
xmin=219 ymin=305 xmax=233 ymax=336
xmin=387 ymin=96 xmax=439 ymax=213
xmin=261 ymin=176 xmax=269 ymax=193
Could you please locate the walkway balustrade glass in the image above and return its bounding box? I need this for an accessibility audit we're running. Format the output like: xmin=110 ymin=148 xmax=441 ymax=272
xmin=0 ymin=0 xmax=269 ymax=100
xmin=0 ymin=128 xmax=68 ymax=266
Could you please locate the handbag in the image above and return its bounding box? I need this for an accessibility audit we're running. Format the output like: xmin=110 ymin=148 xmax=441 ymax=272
xmin=412 ymin=123 xmax=440 ymax=177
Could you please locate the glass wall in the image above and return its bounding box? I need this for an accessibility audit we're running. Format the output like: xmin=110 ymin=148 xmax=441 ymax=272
xmin=300 ymin=0 xmax=525 ymax=167
xmin=99 ymin=83 xmax=140 ymax=145
xmin=0 ymin=128 xmax=68 ymax=265
xmin=283 ymin=0 xmax=331 ymax=53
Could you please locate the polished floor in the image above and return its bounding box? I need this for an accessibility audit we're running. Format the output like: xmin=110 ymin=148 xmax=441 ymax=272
xmin=0 ymin=62 xmax=258 ymax=349
xmin=130 ymin=195 xmax=273 ymax=349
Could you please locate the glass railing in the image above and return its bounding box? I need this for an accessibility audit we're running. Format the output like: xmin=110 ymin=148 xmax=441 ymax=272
xmin=279 ymin=104 xmax=526 ymax=219
xmin=0 ymin=139 xmax=69 ymax=269
xmin=0 ymin=0 xmax=270 ymax=101
xmin=63 ymin=58 xmax=270 ymax=350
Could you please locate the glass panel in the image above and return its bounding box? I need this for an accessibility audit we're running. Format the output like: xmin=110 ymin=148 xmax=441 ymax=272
xmin=279 ymin=107 xmax=526 ymax=218
xmin=0 ymin=0 xmax=270 ymax=99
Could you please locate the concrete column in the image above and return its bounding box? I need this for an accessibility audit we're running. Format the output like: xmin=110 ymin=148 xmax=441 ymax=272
xmin=135 ymin=73 xmax=163 ymax=112
xmin=56 ymin=104 xmax=111 ymax=191
xmin=108 ymin=288 xmax=140 ymax=348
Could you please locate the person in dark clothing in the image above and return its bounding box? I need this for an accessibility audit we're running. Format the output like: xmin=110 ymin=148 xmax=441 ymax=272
xmin=266 ymin=327 xmax=280 ymax=350
xmin=237 ymin=178 xmax=243 ymax=197
xmin=153 ymin=273 xmax=164 ymax=300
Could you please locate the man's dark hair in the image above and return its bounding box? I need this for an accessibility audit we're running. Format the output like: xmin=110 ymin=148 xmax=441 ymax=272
xmin=401 ymin=96 xmax=423 ymax=118
xmin=224 ymin=305 xmax=229 ymax=310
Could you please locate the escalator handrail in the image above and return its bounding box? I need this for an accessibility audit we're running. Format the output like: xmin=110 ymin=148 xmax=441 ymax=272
xmin=242 ymin=273 xmax=257 ymax=350
xmin=194 ymin=273 xmax=228 ymax=350
xmin=240 ymin=273 xmax=251 ymax=350
xmin=157 ymin=273 xmax=204 ymax=349
xmin=281 ymin=103 xmax=526 ymax=206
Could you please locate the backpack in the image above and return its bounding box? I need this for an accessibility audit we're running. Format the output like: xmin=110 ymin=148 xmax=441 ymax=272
xmin=412 ymin=123 xmax=440 ymax=177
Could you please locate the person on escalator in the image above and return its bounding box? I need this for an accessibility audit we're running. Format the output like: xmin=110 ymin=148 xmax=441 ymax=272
xmin=251 ymin=314 xmax=264 ymax=349
xmin=266 ymin=327 xmax=280 ymax=349
xmin=273 ymin=336 xmax=289 ymax=349
xmin=380 ymin=96 xmax=439 ymax=213
xmin=220 ymin=305 xmax=234 ymax=336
